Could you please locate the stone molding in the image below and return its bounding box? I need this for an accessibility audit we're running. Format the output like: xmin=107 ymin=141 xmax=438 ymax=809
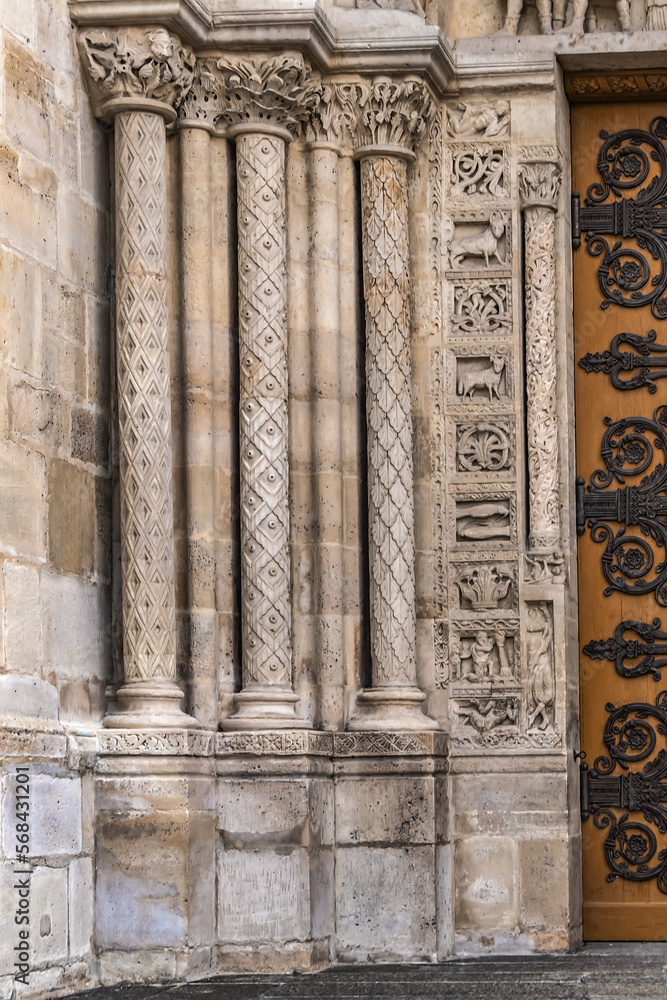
xmin=76 ymin=26 xmax=195 ymax=119
xmin=94 ymin=729 xmax=449 ymax=757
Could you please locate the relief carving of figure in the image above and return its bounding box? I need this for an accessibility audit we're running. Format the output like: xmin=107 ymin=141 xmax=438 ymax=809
xmin=499 ymin=0 xmax=553 ymax=34
xmin=556 ymin=0 xmax=631 ymax=31
xmin=527 ymin=604 xmax=555 ymax=732
xmin=457 ymin=357 xmax=505 ymax=401
xmin=449 ymin=214 xmax=506 ymax=269
xmin=456 ymin=502 xmax=511 ymax=540
xmin=446 ymin=102 xmax=510 ymax=140
xmin=647 ymin=0 xmax=667 ymax=30
xmin=465 ymin=631 xmax=496 ymax=681
xmin=456 ymin=698 xmax=518 ymax=732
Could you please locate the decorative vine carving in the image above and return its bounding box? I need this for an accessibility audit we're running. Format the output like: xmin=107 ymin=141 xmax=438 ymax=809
xmin=520 ymin=161 xmax=562 ymax=550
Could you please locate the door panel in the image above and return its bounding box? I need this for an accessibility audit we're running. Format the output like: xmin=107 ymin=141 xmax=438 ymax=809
xmin=573 ymin=101 xmax=667 ymax=941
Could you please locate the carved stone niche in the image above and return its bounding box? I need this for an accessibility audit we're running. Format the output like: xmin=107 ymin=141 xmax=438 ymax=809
xmin=446 ymin=210 xmax=511 ymax=272
xmin=446 ymin=143 xmax=509 ymax=201
xmin=450 ymin=486 xmax=517 ymax=548
xmin=450 ymin=616 xmax=520 ymax=685
xmin=450 ymin=559 xmax=518 ymax=611
xmin=448 ymin=343 xmax=513 ymax=407
xmin=448 ymin=278 xmax=512 ymax=340
xmin=451 ymin=416 xmax=515 ymax=479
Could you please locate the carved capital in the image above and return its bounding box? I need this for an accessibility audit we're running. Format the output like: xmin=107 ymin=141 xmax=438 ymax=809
xmin=304 ymin=84 xmax=356 ymax=148
xmin=347 ymin=76 xmax=434 ymax=157
xmin=77 ymin=27 xmax=195 ymax=120
xmin=518 ymin=161 xmax=562 ymax=211
xmin=177 ymin=61 xmax=221 ymax=130
xmin=215 ymin=55 xmax=321 ymax=136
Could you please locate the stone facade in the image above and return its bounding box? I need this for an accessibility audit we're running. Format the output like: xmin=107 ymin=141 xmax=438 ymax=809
xmin=1 ymin=0 xmax=666 ymax=993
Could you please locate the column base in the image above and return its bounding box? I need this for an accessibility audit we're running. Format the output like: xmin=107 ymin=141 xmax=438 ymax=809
xmin=103 ymin=680 xmax=200 ymax=730
xmin=220 ymin=689 xmax=310 ymax=732
xmin=347 ymin=688 xmax=440 ymax=732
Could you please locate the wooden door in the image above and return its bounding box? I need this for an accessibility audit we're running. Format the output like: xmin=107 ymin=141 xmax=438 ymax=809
xmin=574 ymin=101 xmax=667 ymax=940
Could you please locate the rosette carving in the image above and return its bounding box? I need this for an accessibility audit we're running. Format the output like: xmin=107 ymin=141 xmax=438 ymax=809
xmin=77 ymin=27 xmax=195 ymax=116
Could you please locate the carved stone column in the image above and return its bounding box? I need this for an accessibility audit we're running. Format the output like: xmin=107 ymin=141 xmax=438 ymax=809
xmin=78 ymin=28 xmax=199 ymax=728
xmin=216 ymin=57 xmax=320 ymax=730
xmin=348 ymin=78 xmax=438 ymax=731
xmin=518 ymin=161 xmax=562 ymax=553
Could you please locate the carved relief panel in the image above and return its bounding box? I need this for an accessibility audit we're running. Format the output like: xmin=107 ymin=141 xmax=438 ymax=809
xmin=433 ymin=98 xmax=562 ymax=752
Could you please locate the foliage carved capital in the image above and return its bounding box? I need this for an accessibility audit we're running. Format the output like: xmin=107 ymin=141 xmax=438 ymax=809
xmin=518 ymin=161 xmax=562 ymax=211
xmin=345 ymin=76 xmax=434 ymax=156
xmin=215 ymin=54 xmax=321 ymax=135
xmin=77 ymin=27 xmax=195 ymax=119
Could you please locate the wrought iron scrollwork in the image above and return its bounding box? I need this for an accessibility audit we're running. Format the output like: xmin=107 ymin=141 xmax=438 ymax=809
xmin=572 ymin=116 xmax=667 ymax=318
xmin=579 ymin=329 xmax=667 ymax=392
xmin=583 ymin=617 xmax=667 ymax=682
xmin=576 ymin=405 xmax=667 ymax=604
xmin=579 ymin=692 xmax=667 ymax=892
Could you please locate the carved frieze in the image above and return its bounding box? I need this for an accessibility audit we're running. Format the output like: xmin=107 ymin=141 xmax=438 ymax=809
xmin=77 ymin=27 xmax=195 ymax=116
xmin=446 ymin=144 xmax=509 ymax=200
xmin=451 ymin=561 xmax=517 ymax=611
xmin=447 ymin=343 xmax=514 ymax=408
xmin=450 ymin=617 xmax=520 ymax=684
xmin=449 ymin=279 xmax=511 ymax=339
xmin=450 ymin=487 xmax=517 ymax=548
xmin=447 ymin=211 xmax=511 ymax=272
xmin=446 ymin=102 xmax=510 ymax=141
xmin=524 ymin=550 xmax=567 ymax=585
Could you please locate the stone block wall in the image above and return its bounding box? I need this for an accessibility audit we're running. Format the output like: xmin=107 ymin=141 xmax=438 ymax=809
xmin=0 ymin=0 xmax=111 ymax=728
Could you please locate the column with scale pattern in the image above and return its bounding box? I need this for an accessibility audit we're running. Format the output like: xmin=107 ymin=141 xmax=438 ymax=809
xmin=348 ymin=78 xmax=440 ymax=731
xmin=216 ymin=57 xmax=320 ymax=729
xmin=78 ymin=27 xmax=199 ymax=728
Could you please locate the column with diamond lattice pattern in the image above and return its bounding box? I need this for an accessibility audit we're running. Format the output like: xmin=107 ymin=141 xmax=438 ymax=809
xmin=222 ymin=124 xmax=308 ymax=729
xmin=347 ymin=79 xmax=439 ymax=730
xmin=104 ymin=108 xmax=198 ymax=729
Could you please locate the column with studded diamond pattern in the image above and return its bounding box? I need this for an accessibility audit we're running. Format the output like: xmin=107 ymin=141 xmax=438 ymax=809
xmin=223 ymin=124 xmax=308 ymax=729
xmin=215 ymin=57 xmax=320 ymax=730
xmin=104 ymin=106 xmax=199 ymax=729
xmin=348 ymin=78 xmax=439 ymax=730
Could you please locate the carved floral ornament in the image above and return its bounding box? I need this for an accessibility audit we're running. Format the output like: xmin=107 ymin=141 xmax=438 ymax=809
xmin=76 ymin=35 xmax=436 ymax=153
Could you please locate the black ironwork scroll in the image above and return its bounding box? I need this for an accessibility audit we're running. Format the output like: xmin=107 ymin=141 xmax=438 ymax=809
xmin=579 ymin=329 xmax=667 ymax=392
xmin=572 ymin=116 xmax=667 ymax=318
xmin=579 ymin=692 xmax=667 ymax=892
xmin=583 ymin=618 xmax=667 ymax=681
xmin=576 ymin=406 xmax=667 ymax=604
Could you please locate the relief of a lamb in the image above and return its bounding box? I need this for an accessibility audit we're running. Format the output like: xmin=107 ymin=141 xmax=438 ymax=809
xmin=449 ymin=212 xmax=506 ymax=269
xmin=458 ymin=357 xmax=506 ymax=402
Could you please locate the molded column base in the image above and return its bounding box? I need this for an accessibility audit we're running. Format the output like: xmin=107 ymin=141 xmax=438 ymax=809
xmin=103 ymin=680 xmax=200 ymax=730
xmin=220 ymin=689 xmax=310 ymax=731
xmin=347 ymin=688 xmax=440 ymax=732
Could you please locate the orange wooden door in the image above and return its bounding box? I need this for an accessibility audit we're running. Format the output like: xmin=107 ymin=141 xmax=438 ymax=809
xmin=574 ymin=101 xmax=667 ymax=940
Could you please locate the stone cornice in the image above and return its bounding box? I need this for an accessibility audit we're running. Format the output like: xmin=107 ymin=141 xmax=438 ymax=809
xmin=68 ymin=0 xmax=454 ymax=95
xmin=77 ymin=25 xmax=196 ymax=118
